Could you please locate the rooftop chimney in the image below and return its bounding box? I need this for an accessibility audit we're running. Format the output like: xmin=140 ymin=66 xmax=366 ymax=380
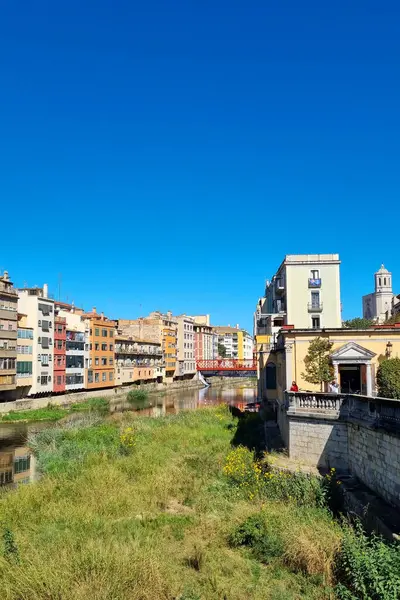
xmin=3 ymin=271 xmax=9 ymax=281
xmin=92 ymin=307 xmax=97 ymax=314
xmin=43 ymin=283 xmax=48 ymax=298
xmin=101 ymin=312 xmax=104 ymax=321
xmin=236 ymin=324 xmax=239 ymax=329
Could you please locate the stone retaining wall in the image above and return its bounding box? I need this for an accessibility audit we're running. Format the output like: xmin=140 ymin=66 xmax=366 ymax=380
xmin=0 ymin=378 xmax=203 ymax=415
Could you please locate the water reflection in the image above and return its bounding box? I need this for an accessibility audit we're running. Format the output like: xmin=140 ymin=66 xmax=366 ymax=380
xmin=0 ymin=384 xmax=256 ymax=487
xmin=111 ymin=384 xmax=257 ymax=417
xmin=0 ymin=426 xmax=37 ymax=488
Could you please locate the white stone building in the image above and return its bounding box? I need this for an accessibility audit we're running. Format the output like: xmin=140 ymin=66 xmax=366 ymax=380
xmin=362 ymin=265 xmax=395 ymax=324
xmin=255 ymin=254 xmax=342 ymax=340
xmin=17 ymin=285 xmax=54 ymax=396
xmin=176 ymin=315 xmax=196 ymax=377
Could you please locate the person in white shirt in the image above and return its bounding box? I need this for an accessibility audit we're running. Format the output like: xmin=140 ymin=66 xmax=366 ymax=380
xmin=329 ymin=380 xmax=340 ymax=394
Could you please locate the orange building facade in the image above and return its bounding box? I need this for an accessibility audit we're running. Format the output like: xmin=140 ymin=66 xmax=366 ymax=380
xmin=83 ymin=309 xmax=116 ymax=389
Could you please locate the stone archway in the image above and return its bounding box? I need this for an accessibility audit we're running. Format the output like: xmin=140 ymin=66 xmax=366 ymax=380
xmin=330 ymin=342 xmax=376 ymax=396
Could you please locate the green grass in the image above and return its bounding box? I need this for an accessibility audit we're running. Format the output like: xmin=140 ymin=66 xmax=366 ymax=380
xmin=0 ymin=397 xmax=110 ymax=423
xmin=0 ymin=406 xmax=343 ymax=599
xmin=126 ymin=388 xmax=149 ymax=408
xmin=0 ymin=405 xmax=68 ymax=422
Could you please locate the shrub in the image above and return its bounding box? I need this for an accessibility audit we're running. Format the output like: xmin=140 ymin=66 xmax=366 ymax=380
xmin=229 ymin=514 xmax=284 ymax=563
xmin=376 ymin=357 xmax=400 ymax=399
xmin=127 ymin=389 xmax=149 ymax=408
xmin=120 ymin=426 xmax=136 ymax=454
xmin=335 ymin=525 xmax=400 ymax=599
xmin=223 ymin=446 xmax=262 ymax=498
xmin=71 ymin=397 xmax=110 ymax=416
xmin=262 ymin=469 xmax=328 ymax=508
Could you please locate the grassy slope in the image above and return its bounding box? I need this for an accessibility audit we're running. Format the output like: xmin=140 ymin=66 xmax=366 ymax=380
xmin=0 ymin=408 xmax=339 ymax=600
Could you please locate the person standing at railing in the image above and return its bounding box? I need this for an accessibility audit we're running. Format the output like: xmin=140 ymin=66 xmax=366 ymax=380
xmin=290 ymin=381 xmax=299 ymax=392
xmin=329 ymin=380 xmax=340 ymax=394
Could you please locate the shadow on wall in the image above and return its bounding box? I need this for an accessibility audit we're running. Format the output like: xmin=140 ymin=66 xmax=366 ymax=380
xmin=229 ymin=407 xmax=284 ymax=457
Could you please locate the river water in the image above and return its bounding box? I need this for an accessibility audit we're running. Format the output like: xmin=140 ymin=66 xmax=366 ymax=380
xmin=0 ymin=383 xmax=256 ymax=488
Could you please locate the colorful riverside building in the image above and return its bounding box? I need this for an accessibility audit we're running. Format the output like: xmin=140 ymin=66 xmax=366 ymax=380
xmin=114 ymin=335 xmax=163 ymax=386
xmin=118 ymin=311 xmax=179 ymax=381
xmin=17 ymin=285 xmax=55 ymax=397
xmin=0 ymin=271 xmax=18 ymax=401
xmin=15 ymin=314 xmax=34 ymax=398
xmin=53 ymin=315 xmax=66 ymax=393
xmin=55 ymin=303 xmax=88 ymax=392
xmin=81 ymin=308 xmax=116 ymax=390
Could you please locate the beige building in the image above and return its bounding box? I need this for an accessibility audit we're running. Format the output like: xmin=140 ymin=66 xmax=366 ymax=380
xmin=15 ymin=314 xmax=34 ymax=397
xmin=213 ymin=325 xmax=253 ymax=360
xmin=0 ymin=271 xmax=18 ymax=399
xmin=115 ymin=336 xmax=163 ymax=385
xmin=176 ymin=315 xmax=196 ymax=378
xmin=258 ymin=325 xmax=400 ymax=403
xmin=17 ymin=285 xmax=55 ymax=396
xmin=118 ymin=312 xmax=179 ymax=380
xmin=255 ymin=254 xmax=342 ymax=341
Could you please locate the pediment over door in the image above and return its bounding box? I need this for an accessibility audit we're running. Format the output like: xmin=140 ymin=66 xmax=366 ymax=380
xmin=330 ymin=341 xmax=376 ymax=363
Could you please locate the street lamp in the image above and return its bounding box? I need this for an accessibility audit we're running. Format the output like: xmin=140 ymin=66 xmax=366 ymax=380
xmin=386 ymin=341 xmax=393 ymax=358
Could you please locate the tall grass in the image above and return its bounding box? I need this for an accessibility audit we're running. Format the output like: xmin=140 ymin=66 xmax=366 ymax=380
xmin=0 ymin=406 xmax=343 ymax=599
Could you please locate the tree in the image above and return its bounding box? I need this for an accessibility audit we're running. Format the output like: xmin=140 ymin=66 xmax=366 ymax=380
xmin=343 ymin=317 xmax=374 ymax=329
xmin=301 ymin=337 xmax=334 ymax=391
xmin=218 ymin=343 xmax=227 ymax=358
xmin=376 ymin=357 xmax=400 ymax=399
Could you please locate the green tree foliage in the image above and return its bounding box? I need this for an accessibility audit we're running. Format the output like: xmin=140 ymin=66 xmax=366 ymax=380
xmin=376 ymin=357 xmax=400 ymax=399
xmin=301 ymin=337 xmax=334 ymax=391
xmin=343 ymin=317 xmax=374 ymax=329
xmin=385 ymin=313 xmax=400 ymax=325
xmin=217 ymin=343 xmax=227 ymax=358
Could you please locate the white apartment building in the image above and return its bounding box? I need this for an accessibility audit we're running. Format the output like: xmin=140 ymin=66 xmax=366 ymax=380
xmin=363 ymin=265 xmax=395 ymax=324
xmin=255 ymin=254 xmax=342 ymax=339
xmin=176 ymin=315 xmax=196 ymax=377
xmin=17 ymin=285 xmax=55 ymax=396
xmin=242 ymin=331 xmax=254 ymax=360
xmin=56 ymin=306 xmax=89 ymax=391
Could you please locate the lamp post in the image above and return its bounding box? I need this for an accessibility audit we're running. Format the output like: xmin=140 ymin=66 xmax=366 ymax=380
xmin=386 ymin=341 xmax=393 ymax=358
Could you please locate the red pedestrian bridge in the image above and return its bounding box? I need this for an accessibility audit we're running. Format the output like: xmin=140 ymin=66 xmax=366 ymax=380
xmin=196 ymin=359 xmax=257 ymax=372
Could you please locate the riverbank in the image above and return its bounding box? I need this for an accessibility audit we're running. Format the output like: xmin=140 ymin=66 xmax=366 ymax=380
xmin=0 ymin=377 xmax=204 ymax=420
xmin=0 ymin=406 xmax=394 ymax=599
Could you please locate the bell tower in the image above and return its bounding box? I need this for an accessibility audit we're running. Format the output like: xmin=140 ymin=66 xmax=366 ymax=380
xmin=374 ymin=264 xmax=393 ymax=322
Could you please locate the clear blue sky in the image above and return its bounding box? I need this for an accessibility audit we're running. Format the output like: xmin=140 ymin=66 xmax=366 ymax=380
xmin=1 ymin=1 xmax=399 ymax=332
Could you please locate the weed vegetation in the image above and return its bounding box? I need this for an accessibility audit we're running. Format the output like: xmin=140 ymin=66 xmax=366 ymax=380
xmin=0 ymin=397 xmax=110 ymax=423
xmin=0 ymin=405 xmax=397 ymax=599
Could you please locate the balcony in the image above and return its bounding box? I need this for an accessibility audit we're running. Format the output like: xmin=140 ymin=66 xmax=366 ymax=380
xmin=275 ymin=278 xmax=285 ymax=294
xmin=0 ymin=348 xmax=17 ymax=358
xmin=308 ymin=302 xmax=323 ymax=312
xmin=0 ymin=307 xmax=18 ymax=321
xmin=308 ymin=278 xmax=322 ymax=288
xmin=0 ymin=330 xmax=17 ymax=340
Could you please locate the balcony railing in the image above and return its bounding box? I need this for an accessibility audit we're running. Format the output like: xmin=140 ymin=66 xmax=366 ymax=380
xmin=275 ymin=279 xmax=285 ymax=294
xmin=308 ymin=278 xmax=322 ymax=288
xmin=308 ymin=302 xmax=323 ymax=312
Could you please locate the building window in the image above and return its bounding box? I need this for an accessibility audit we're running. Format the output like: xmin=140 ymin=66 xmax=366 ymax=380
xmin=95 ymin=328 xmax=99 ymax=336
xmin=102 ymin=329 xmax=108 ymax=337
xmin=95 ymin=357 xmax=99 ymax=366
xmin=57 ymin=375 xmax=62 ymax=385
xmin=102 ymin=372 xmax=107 ymax=382
xmin=109 ymin=330 xmax=113 ymax=338
xmin=109 ymin=344 xmax=113 ymax=351
xmin=311 ymin=291 xmax=320 ymax=308
xmin=266 ymin=363 xmax=277 ymax=389
xmin=101 ymin=357 xmax=107 ymax=366
xmin=88 ymin=370 xmax=93 ymax=383
xmin=40 ymin=375 xmax=48 ymax=385
xmin=109 ymin=358 xmax=113 ymax=365
xmin=101 ymin=343 xmax=107 ymax=351
xmin=312 ymin=316 xmax=320 ymax=329
xmin=109 ymin=372 xmax=113 ymax=381
xmin=14 ymin=455 xmax=30 ymax=475
xmin=95 ymin=372 xmax=100 ymax=383
xmin=311 ymin=269 xmax=319 ymax=279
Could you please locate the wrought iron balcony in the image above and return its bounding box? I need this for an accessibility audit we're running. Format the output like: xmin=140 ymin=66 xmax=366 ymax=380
xmin=308 ymin=278 xmax=322 ymax=288
xmin=308 ymin=302 xmax=323 ymax=312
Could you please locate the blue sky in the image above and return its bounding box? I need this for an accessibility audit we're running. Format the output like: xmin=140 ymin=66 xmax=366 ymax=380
xmin=1 ymin=1 xmax=399 ymax=332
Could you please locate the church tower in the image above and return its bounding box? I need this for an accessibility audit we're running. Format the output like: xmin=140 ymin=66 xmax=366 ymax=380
xmin=374 ymin=264 xmax=393 ymax=322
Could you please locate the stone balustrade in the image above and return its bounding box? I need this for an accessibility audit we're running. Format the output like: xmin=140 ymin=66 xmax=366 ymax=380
xmin=286 ymin=391 xmax=400 ymax=433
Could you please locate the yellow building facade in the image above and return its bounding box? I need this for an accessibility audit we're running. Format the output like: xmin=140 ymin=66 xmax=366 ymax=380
xmin=258 ymin=326 xmax=400 ymax=400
